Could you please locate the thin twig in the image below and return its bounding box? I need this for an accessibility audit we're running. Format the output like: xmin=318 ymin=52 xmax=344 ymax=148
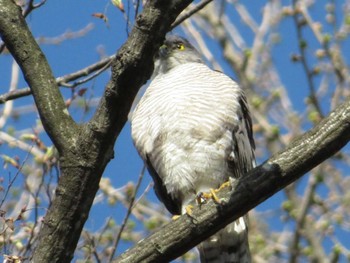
xmin=23 ymin=163 xmax=49 ymax=255
xmin=288 ymin=171 xmax=320 ymax=263
xmin=0 ymin=55 xmax=115 ymax=104
xmin=292 ymin=0 xmax=324 ymax=117
xmin=59 ymin=59 xmax=112 ymax=88
xmin=231 ymin=0 xmax=258 ymax=33
xmin=0 ymin=149 xmax=32 ymax=209
xmin=97 ymin=217 xmax=114 ymax=245
xmin=0 ymin=131 xmax=44 ymax=159
xmin=0 ymin=60 xmax=19 ymax=128
xmin=297 ymin=3 xmax=348 ymax=109
xmin=107 ymin=165 xmax=146 ymax=262
xmin=84 ymin=232 xmax=102 ymax=263
xmin=0 ymin=0 xmax=47 ymax=53
xmin=132 ymin=182 xmax=153 ymax=210
xmin=171 ymin=0 xmax=213 ymax=29
xmin=22 ymin=0 xmax=47 ymax=17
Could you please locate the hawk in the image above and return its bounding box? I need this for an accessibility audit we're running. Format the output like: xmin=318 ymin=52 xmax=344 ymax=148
xmin=131 ymin=35 xmax=255 ymax=263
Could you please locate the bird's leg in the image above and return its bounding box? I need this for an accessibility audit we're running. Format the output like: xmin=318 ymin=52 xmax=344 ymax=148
xmin=196 ymin=192 xmax=207 ymax=206
xmin=197 ymin=189 xmax=221 ymax=204
xmin=172 ymin=215 xmax=181 ymax=220
xmin=175 ymin=186 xmax=230 ymax=220
xmin=197 ymin=180 xmax=232 ymax=205
xmin=172 ymin=204 xmax=194 ymax=220
xmin=209 ymin=189 xmax=221 ymax=204
xmin=215 ymin=180 xmax=231 ymax=192
xmin=185 ymin=204 xmax=194 ymax=215
xmin=176 ymin=183 xmax=233 ymax=220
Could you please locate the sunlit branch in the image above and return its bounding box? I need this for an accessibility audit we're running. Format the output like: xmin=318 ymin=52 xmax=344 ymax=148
xmin=0 ymin=55 xmax=115 ymax=104
xmin=114 ymin=97 xmax=350 ymax=263
xmin=107 ymin=165 xmax=146 ymax=262
xmin=288 ymin=170 xmax=324 ymax=263
xmin=171 ymin=0 xmax=213 ymax=29
xmin=292 ymin=0 xmax=324 ymax=117
xmin=0 ymin=60 xmax=19 ymax=128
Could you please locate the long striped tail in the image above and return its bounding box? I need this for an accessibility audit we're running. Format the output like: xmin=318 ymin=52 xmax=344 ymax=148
xmin=197 ymin=216 xmax=251 ymax=263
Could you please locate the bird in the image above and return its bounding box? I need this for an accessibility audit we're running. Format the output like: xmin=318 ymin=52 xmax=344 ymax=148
xmin=131 ymin=35 xmax=255 ymax=263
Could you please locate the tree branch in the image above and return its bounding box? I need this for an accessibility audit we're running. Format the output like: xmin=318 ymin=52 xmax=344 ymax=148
xmin=292 ymin=0 xmax=324 ymax=118
xmin=0 ymin=0 xmax=78 ymax=153
xmin=114 ymin=98 xmax=350 ymax=263
xmin=0 ymin=55 xmax=115 ymax=104
xmin=171 ymin=0 xmax=213 ymax=29
xmin=6 ymin=0 xmax=192 ymax=262
xmin=1 ymin=0 xmax=194 ymax=262
xmin=87 ymin=0 xmax=193 ymax=159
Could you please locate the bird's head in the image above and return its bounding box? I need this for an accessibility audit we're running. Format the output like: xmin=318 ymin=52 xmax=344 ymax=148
xmin=153 ymin=35 xmax=204 ymax=75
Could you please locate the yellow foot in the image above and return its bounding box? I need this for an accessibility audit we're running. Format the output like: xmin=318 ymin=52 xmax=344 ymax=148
xmin=172 ymin=215 xmax=180 ymax=220
xmin=215 ymin=180 xmax=231 ymax=192
xmin=209 ymin=188 xmax=221 ymax=204
xmin=173 ymin=205 xmax=194 ymax=220
xmin=185 ymin=204 xmax=194 ymax=215
xmin=196 ymin=181 xmax=232 ymax=205
xmin=197 ymin=189 xmax=221 ymax=204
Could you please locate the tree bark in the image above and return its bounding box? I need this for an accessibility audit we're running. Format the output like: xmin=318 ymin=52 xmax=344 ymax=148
xmin=2 ymin=0 xmax=349 ymax=262
xmin=0 ymin=0 xmax=193 ymax=262
xmin=0 ymin=0 xmax=77 ymax=152
xmin=114 ymin=98 xmax=350 ymax=263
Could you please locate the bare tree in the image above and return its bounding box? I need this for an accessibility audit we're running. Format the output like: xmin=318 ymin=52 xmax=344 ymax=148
xmin=0 ymin=1 xmax=349 ymax=263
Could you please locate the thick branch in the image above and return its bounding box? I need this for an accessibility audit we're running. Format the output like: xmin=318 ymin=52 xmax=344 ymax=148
xmin=0 ymin=55 xmax=115 ymax=104
xmin=115 ymin=98 xmax=350 ymax=263
xmin=28 ymin=0 xmax=193 ymax=262
xmin=0 ymin=0 xmax=77 ymax=152
xmin=89 ymin=0 xmax=192 ymax=145
xmin=0 ymin=1 xmax=212 ymax=104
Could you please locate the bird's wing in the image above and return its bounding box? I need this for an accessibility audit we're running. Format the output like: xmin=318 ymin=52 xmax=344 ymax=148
xmin=145 ymin=155 xmax=182 ymax=215
xmin=228 ymin=94 xmax=256 ymax=179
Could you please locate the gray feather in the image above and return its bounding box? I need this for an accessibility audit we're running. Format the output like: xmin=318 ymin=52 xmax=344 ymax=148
xmin=131 ymin=35 xmax=255 ymax=263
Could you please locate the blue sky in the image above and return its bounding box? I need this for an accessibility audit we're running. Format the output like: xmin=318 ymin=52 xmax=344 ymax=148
xmin=1 ymin=0 xmax=349 ymax=261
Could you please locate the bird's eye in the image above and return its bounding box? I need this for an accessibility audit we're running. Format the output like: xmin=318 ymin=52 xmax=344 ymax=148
xmin=176 ymin=43 xmax=185 ymax=50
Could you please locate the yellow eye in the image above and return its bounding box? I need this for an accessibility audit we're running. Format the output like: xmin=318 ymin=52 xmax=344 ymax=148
xmin=177 ymin=43 xmax=185 ymax=50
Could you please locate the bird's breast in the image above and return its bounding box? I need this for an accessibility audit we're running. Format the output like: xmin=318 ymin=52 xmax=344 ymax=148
xmin=131 ymin=63 xmax=242 ymax=210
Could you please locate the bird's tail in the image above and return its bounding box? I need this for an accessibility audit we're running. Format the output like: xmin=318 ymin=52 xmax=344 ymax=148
xmin=197 ymin=216 xmax=251 ymax=263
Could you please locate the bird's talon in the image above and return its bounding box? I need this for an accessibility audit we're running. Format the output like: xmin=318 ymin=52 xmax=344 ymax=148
xmin=185 ymin=205 xmax=194 ymax=215
xmin=196 ymin=192 xmax=207 ymax=205
xmin=210 ymin=188 xmax=222 ymax=204
xmin=215 ymin=180 xmax=231 ymax=192
xmin=197 ymin=189 xmax=222 ymax=204
xmin=172 ymin=215 xmax=181 ymax=220
xmin=201 ymin=192 xmax=213 ymax=200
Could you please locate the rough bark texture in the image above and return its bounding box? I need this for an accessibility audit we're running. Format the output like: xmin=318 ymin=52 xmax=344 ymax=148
xmin=0 ymin=0 xmax=77 ymax=152
xmin=114 ymin=98 xmax=350 ymax=263
xmin=0 ymin=0 xmax=193 ymax=262
xmin=1 ymin=0 xmax=350 ymax=262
